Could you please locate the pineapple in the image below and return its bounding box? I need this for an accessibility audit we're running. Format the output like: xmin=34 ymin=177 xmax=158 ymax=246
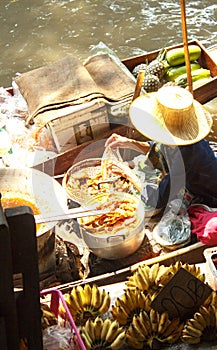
xmin=132 ymin=63 xmax=148 ymax=78
xmin=143 ymin=74 xmax=161 ymax=92
xmin=146 ymin=60 xmax=165 ymax=80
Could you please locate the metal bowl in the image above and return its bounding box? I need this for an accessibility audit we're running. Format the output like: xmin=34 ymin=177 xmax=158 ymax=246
xmin=63 ymin=158 xmax=141 ymax=204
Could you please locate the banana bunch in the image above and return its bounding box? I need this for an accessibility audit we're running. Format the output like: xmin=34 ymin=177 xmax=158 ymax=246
xmin=126 ymin=263 xmax=170 ymax=294
xmin=63 ymin=284 xmax=111 ymax=325
xmin=40 ymin=303 xmax=58 ymax=330
xmin=80 ymin=316 xmax=126 ymax=350
xmin=156 ymin=261 xmax=205 ymax=287
xmin=111 ymin=287 xmax=156 ymax=326
xmin=182 ymin=303 xmax=217 ymax=344
xmin=126 ymin=309 xmax=184 ymax=349
xmin=202 ymin=290 xmax=217 ymax=308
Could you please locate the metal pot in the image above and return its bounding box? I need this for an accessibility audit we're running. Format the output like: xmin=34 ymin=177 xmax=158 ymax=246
xmin=0 ymin=168 xmax=68 ymax=273
xmin=78 ymin=192 xmax=145 ymax=260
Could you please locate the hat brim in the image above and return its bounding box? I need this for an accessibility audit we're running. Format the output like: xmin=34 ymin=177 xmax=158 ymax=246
xmin=129 ymin=93 xmax=213 ymax=146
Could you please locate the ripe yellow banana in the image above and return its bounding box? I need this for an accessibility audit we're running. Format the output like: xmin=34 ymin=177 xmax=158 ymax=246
xmin=133 ymin=314 xmax=149 ymax=338
xmin=194 ymin=311 xmax=206 ymax=328
xmin=94 ymin=316 xmax=103 ymax=340
xmin=136 ymin=270 xmax=149 ymax=291
xmin=85 ymin=318 xmax=95 ymax=341
xmin=200 ymin=306 xmax=211 ymax=327
xmin=149 ymin=263 xmax=160 ymax=283
xmin=158 ymin=311 xmax=169 ymax=334
xmin=113 ymin=304 xmax=130 ymax=325
xmin=162 ymin=318 xmax=180 ymax=338
xmin=62 ymin=293 xmax=77 ymax=317
xmin=130 ymin=322 xmax=146 ymax=342
xmin=183 ymin=324 xmax=202 ymax=338
xmin=211 ymin=291 xmax=217 ymax=308
xmin=71 ymin=287 xmax=84 ymax=310
xmin=80 ymin=329 xmax=92 ymax=349
xmin=208 ymin=304 xmax=216 ymax=327
xmin=110 ymin=331 xmax=126 ymax=350
xmin=97 ymin=291 xmax=111 ymax=314
xmin=150 ymin=308 xmax=159 ymax=333
xmin=69 ymin=292 xmax=82 ymax=314
xmin=182 ymin=334 xmax=201 ymax=344
xmin=90 ymin=284 xmax=101 ymax=310
xmin=105 ymin=320 xmax=120 ymax=343
xmin=83 ymin=283 xmax=92 ymax=306
xmin=123 ymin=289 xmax=137 ymax=312
xmin=140 ymin=310 xmax=152 ymax=333
xmin=101 ymin=318 xmax=112 ymax=341
xmin=187 ymin=318 xmax=204 ymax=332
xmin=165 ymin=330 xmax=182 ymax=343
xmin=126 ymin=332 xmax=144 ymax=349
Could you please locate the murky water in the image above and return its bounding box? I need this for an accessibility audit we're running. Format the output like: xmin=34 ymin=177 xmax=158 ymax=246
xmin=0 ymin=0 xmax=216 ymax=87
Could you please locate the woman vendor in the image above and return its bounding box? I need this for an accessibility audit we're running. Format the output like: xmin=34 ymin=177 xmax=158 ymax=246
xmin=105 ymin=86 xmax=217 ymax=213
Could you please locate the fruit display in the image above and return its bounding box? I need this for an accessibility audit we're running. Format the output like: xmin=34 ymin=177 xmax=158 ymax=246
xmin=62 ymin=284 xmax=111 ymax=325
xmin=181 ymin=291 xmax=217 ymax=344
xmin=132 ymin=44 xmax=212 ymax=92
xmin=60 ymin=261 xmax=217 ymax=349
xmin=80 ymin=316 xmax=126 ymax=350
xmin=126 ymin=309 xmax=184 ymax=349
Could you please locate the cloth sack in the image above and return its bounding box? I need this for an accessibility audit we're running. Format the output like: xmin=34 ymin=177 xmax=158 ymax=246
xmin=15 ymin=54 xmax=135 ymax=126
xmin=188 ymin=204 xmax=217 ymax=245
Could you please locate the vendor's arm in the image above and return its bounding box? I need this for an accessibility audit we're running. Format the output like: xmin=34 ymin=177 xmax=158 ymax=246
xmin=144 ymin=146 xmax=186 ymax=209
xmin=105 ymin=133 xmax=150 ymax=154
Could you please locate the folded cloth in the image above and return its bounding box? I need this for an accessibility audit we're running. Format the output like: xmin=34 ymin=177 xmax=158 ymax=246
xmin=188 ymin=204 xmax=217 ymax=245
xmin=15 ymin=54 xmax=135 ymax=126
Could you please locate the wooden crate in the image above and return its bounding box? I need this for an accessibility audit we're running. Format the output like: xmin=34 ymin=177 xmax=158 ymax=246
xmin=122 ymin=39 xmax=217 ymax=104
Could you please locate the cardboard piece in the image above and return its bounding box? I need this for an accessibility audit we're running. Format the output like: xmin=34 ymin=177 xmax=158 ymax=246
xmin=151 ymin=267 xmax=212 ymax=321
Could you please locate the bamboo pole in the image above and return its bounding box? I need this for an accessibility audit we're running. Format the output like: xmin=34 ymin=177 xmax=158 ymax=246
xmin=123 ymin=70 xmax=145 ymax=159
xmin=180 ymin=0 xmax=193 ymax=95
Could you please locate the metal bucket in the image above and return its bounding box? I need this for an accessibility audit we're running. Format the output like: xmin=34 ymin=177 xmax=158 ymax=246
xmin=78 ymin=192 xmax=145 ymax=260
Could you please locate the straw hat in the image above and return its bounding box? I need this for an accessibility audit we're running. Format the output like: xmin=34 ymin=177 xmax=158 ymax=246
xmin=129 ymin=86 xmax=213 ymax=146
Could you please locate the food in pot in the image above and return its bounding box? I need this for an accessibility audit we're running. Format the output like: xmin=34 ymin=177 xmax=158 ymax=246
xmin=1 ymin=196 xmax=41 ymax=231
xmin=65 ymin=159 xmax=141 ymax=204
xmin=79 ymin=194 xmax=139 ymax=232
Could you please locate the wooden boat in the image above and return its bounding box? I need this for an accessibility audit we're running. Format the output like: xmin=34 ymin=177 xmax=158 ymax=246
xmin=4 ymin=40 xmax=217 ymax=291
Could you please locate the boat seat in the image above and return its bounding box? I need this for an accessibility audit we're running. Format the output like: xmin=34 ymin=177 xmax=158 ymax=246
xmin=0 ymin=203 xmax=43 ymax=350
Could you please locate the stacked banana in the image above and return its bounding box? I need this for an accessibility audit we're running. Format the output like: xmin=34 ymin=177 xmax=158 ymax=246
xmin=126 ymin=309 xmax=184 ymax=349
xmin=126 ymin=261 xmax=205 ymax=295
xmin=125 ymin=263 xmax=169 ymax=294
xmin=80 ymin=316 xmax=126 ymax=350
xmin=182 ymin=291 xmax=217 ymax=344
xmin=111 ymin=287 xmax=155 ymax=326
xmin=62 ymin=284 xmax=111 ymax=325
xmin=41 ymin=303 xmax=58 ymax=330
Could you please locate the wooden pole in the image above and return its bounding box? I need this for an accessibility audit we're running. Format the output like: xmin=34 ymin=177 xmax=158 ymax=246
xmin=180 ymin=0 xmax=193 ymax=95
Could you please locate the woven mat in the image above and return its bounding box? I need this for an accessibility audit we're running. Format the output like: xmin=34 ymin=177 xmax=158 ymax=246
xmin=15 ymin=54 xmax=135 ymax=126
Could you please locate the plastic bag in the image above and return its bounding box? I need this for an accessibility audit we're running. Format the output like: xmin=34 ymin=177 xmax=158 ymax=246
xmin=101 ymin=145 xmax=123 ymax=179
xmin=153 ymin=199 xmax=191 ymax=247
xmin=43 ymin=324 xmax=73 ymax=350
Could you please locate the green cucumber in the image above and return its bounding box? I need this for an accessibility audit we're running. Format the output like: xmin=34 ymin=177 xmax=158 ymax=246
xmin=175 ymin=68 xmax=211 ymax=88
xmin=165 ymin=62 xmax=201 ymax=81
xmin=166 ymin=45 xmax=201 ymax=66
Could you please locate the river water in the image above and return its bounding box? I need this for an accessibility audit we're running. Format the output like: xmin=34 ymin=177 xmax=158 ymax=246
xmin=0 ymin=0 xmax=216 ymax=87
